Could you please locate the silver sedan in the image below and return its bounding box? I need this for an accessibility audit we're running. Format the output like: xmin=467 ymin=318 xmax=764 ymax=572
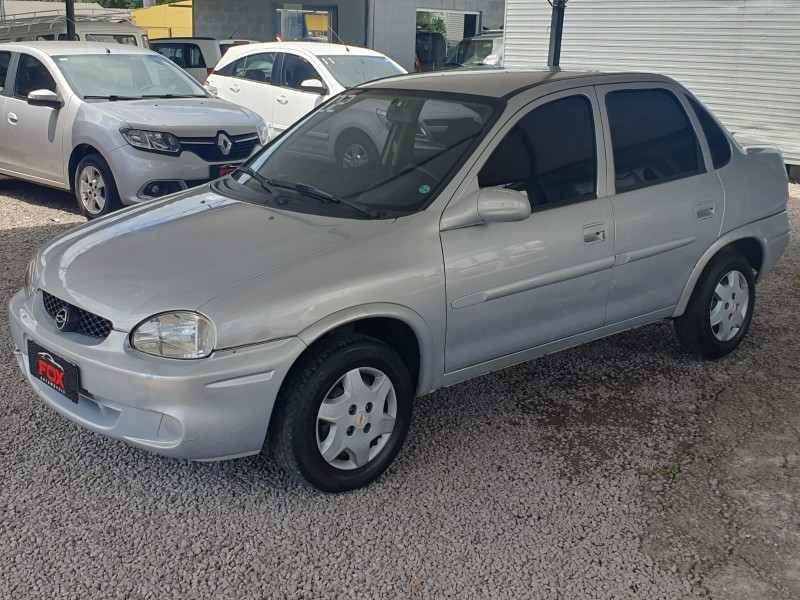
xmin=9 ymin=69 xmax=790 ymax=492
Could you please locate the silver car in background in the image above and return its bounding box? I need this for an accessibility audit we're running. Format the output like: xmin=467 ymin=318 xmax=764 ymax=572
xmin=9 ymin=69 xmax=790 ymax=492
xmin=0 ymin=42 xmax=268 ymax=218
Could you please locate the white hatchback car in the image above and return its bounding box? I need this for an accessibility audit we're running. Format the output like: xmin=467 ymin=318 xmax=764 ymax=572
xmin=205 ymin=42 xmax=405 ymax=140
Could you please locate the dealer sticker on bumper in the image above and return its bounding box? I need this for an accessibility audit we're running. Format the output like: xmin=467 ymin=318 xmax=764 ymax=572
xmin=27 ymin=340 xmax=80 ymax=404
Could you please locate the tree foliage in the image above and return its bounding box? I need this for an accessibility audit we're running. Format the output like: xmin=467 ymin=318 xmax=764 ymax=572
xmin=416 ymin=12 xmax=446 ymax=34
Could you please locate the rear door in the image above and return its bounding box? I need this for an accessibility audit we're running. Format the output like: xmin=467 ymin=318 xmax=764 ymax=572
xmin=0 ymin=51 xmax=12 ymax=170
xmin=597 ymin=83 xmax=724 ymax=324
xmin=272 ymin=51 xmax=328 ymax=133
xmin=212 ymin=50 xmax=278 ymax=126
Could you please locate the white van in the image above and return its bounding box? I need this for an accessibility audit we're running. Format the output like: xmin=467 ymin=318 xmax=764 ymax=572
xmin=0 ymin=14 xmax=148 ymax=47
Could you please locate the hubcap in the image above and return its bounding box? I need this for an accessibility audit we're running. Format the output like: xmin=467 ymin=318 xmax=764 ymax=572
xmin=316 ymin=367 xmax=397 ymax=471
xmin=78 ymin=166 xmax=107 ymax=215
xmin=710 ymin=270 xmax=749 ymax=342
xmin=342 ymin=143 xmax=370 ymax=168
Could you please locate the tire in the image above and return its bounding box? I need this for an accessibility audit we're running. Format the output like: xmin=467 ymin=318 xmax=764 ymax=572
xmin=336 ymin=131 xmax=379 ymax=169
xmin=674 ymin=251 xmax=756 ymax=359
xmin=271 ymin=333 xmax=414 ymax=493
xmin=74 ymin=154 xmax=121 ymax=219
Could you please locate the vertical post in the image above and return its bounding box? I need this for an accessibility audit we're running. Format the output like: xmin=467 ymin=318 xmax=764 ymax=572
xmin=547 ymin=0 xmax=567 ymax=68
xmin=65 ymin=0 xmax=76 ymax=41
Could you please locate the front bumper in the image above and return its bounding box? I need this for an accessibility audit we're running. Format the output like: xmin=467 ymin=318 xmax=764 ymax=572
xmin=8 ymin=289 xmax=306 ymax=461
xmin=106 ymin=143 xmax=261 ymax=207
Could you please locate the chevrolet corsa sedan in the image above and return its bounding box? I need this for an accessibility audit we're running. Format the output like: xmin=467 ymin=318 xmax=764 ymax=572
xmin=9 ymin=70 xmax=790 ymax=492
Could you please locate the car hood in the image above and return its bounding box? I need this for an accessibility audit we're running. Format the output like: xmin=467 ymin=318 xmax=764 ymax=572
xmin=36 ymin=188 xmax=392 ymax=331
xmin=99 ymin=97 xmax=258 ymax=136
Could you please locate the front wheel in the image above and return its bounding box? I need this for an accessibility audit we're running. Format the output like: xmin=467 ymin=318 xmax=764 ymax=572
xmin=75 ymin=154 xmax=121 ymax=219
xmin=674 ymin=251 xmax=756 ymax=358
xmin=271 ymin=334 xmax=414 ymax=493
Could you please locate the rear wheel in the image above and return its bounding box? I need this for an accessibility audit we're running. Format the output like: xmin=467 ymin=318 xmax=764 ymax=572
xmin=674 ymin=251 xmax=756 ymax=358
xmin=337 ymin=131 xmax=379 ymax=169
xmin=272 ymin=333 xmax=413 ymax=493
xmin=75 ymin=154 xmax=121 ymax=219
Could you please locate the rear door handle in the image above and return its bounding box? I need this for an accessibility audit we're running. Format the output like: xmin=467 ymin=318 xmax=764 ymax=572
xmin=8 ymin=112 xmax=17 ymax=125
xmin=277 ymin=95 xmax=288 ymax=105
xmin=696 ymin=200 xmax=715 ymax=220
xmin=583 ymin=223 xmax=607 ymax=244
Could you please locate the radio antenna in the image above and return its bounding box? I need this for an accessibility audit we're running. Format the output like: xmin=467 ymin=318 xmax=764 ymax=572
xmin=328 ymin=26 xmax=350 ymax=52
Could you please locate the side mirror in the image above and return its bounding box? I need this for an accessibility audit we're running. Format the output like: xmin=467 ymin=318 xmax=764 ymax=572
xmin=477 ymin=188 xmax=531 ymax=223
xmin=27 ymin=89 xmax=63 ymax=109
xmin=300 ymin=78 xmax=327 ymax=95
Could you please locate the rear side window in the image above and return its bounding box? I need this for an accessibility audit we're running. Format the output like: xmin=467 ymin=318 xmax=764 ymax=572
xmin=14 ymin=54 xmax=57 ymax=98
xmin=606 ymin=88 xmax=704 ymax=194
xmin=153 ymin=43 xmax=206 ymax=69
xmin=232 ymin=52 xmax=277 ymax=83
xmin=479 ymin=94 xmax=597 ymax=209
xmin=687 ymin=95 xmax=732 ymax=169
xmin=0 ymin=51 xmax=11 ymax=93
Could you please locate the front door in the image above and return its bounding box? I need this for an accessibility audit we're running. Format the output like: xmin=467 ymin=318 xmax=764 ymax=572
xmin=272 ymin=52 xmax=327 ymax=134
xmin=597 ymin=83 xmax=724 ymax=324
xmin=4 ymin=53 xmax=67 ymax=184
xmin=441 ymin=90 xmax=615 ymax=373
xmin=216 ymin=50 xmax=278 ymax=127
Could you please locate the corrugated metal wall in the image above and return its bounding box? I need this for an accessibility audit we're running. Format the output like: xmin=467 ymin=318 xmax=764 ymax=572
xmin=503 ymin=0 xmax=800 ymax=164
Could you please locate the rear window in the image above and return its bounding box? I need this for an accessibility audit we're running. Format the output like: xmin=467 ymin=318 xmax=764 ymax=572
xmin=86 ymin=34 xmax=138 ymax=46
xmin=152 ymin=43 xmax=207 ymax=69
xmin=606 ymin=88 xmax=704 ymax=194
xmin=688 ymin=96 xmax=732 ymax=170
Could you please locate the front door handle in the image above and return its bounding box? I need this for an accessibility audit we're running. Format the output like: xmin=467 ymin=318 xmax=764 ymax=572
xmin=229 ymin=83 xmax=240 ymax=93
xmin=696 ymin=200 xmax=715 ymax=220
xmin=583 ymin=223 xmax=607 ymax=245
xmin=8 ymin=112 xmax=17 ymax=125
xmin=277 ymin=95 xmax=288 ymax=105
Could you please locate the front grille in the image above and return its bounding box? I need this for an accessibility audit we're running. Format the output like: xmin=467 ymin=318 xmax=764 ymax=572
xmin=42 ymin=292 xmax=113 ymax=340
xmin=179 ymin=132 xmax=259 ymax=163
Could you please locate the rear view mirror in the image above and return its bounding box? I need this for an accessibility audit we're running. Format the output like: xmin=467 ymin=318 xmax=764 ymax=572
xmin=477 ymin=188 xmax=531 ymax=223
xmin=300 ymin=78 xmax=327 ymax=95
xmin=27 ymin=89 xmax=63 ymax=109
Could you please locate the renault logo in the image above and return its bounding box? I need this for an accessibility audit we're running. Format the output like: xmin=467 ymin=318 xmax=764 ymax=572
xmin=217 ymin=133 xmax=233 ymax=156
xmin=55 ymin=307 xmax=70 ymax=330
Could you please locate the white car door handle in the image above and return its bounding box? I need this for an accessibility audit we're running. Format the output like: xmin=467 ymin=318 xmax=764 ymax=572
xmin=696 ymin=200 xmax=715 ymax=220
xmin=229 ymin=83 xmax=240 ymax=93
xmin=277 ymin=95 xmax=288 ymax=105
xmin=583 ymin=223 xmax=607 ymax=244
xmin=8 ymin=112 xmax=18 ymax=125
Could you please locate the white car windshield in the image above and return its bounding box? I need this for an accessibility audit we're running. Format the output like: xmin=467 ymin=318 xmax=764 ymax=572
xmin=317 ymin=55 xmax=404 ymax=88
xmin=228 ymin=90 xmax=501 ymax=218
xmin=54 ymin=54 xmax=208 ymax=100
xmin=445 ymin=37 xmax=503 ymax=67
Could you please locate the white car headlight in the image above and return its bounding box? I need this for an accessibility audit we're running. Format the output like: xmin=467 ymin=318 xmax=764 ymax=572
xmin=121 ymin=128 xmax=181 ymax=154
xmin=257 ymin=120 xmax=270 ymax=146
xmin=131 ymin=312 xmax=215 ymax=359
xmin=23 ymin=256 xmax=36 ymax=296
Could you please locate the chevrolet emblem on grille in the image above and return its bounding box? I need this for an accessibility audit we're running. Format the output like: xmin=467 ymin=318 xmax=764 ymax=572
xmin=217 ymin=133 xmax=233 ymax=156
xmin=54 ymin=307 xmax=79 ymax=332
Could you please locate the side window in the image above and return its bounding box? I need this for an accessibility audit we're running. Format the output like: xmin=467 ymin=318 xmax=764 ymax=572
xmin=14 ymin=54 xmax=57 ymax=98
xmin=478 ymin=94 xmax=598 ymax=209
xmin=687 ymin=95 xmax=732 ymax=170
xmin=279 ymin=53 xmax=322 ymax=92
xmin=232 ymin=52 xmax=277 ymax=83
xmin=606 ymin=88 xmax=704 ymax=194
xmin=0 ymin=51 xmax=11 ymax=94
xmin=153 ymin=44 xmax=206 ymax=69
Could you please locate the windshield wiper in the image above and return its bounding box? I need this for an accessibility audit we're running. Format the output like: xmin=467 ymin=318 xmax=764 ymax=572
xmin=141 ymin=94 xmax=208 ymax=99
xmin=234 ymin=167 xmax=278 ymax=197
xmin=265 ymin=179 xmax=380 ymax=218
xmin=83 ymin=95 xmax=142 ymax=101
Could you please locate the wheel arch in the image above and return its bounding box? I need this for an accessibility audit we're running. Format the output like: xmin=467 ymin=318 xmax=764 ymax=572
xmin=674 ymin=235 xmax=765 ymax=318
xmin=295 ymin=304 xmax=441 ymax=397
xmin=68 ymin=144 xmax=106 ymax=192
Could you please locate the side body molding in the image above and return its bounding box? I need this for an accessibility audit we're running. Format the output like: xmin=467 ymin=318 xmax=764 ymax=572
xmin=297 ymin=303 xmax=442 ymax=397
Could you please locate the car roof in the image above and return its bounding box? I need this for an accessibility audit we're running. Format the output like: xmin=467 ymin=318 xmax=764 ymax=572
xmin=0 ymin=41 xmax=154 ymax=55
xmin=221 ymin=41 xmax=385 ymax=62
xmin=360 ymin=68 xmax=674 ymax=99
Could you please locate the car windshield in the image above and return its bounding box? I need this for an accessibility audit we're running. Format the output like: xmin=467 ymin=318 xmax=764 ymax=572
xmin=317 ymin=55 xmax=404 ymax=88
xmin=53 ymin=53 xmax=208 ymax=100
xmin=445 ymin=37 xmax=503 ymax=67
xmin=227 ymin=90 xmax=501 ymax=218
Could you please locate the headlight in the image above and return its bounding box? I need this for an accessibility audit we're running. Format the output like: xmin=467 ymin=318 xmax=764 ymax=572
xmin=23 ymin=256 xmax=36 ymax=296
xmin=257 ymin=120 xmax=270 ymax=145
xmin=131 ymin=312 xmax=215 ymax=359
xmin=121 ymin=128 xmax=181 ymax=154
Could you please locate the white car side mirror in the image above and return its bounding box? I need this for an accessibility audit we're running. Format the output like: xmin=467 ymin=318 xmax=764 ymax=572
xmin=300 ymin=78 xmax=327 ymax=95
xmin=477 ymin=188 xmax=531 ymax=223
xmin=27 ymin=89 xmax=63 ymax=109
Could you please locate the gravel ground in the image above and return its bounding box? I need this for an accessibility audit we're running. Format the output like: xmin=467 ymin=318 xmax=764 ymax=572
xmin=0 ymin=179 xmax=798 ymax=599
